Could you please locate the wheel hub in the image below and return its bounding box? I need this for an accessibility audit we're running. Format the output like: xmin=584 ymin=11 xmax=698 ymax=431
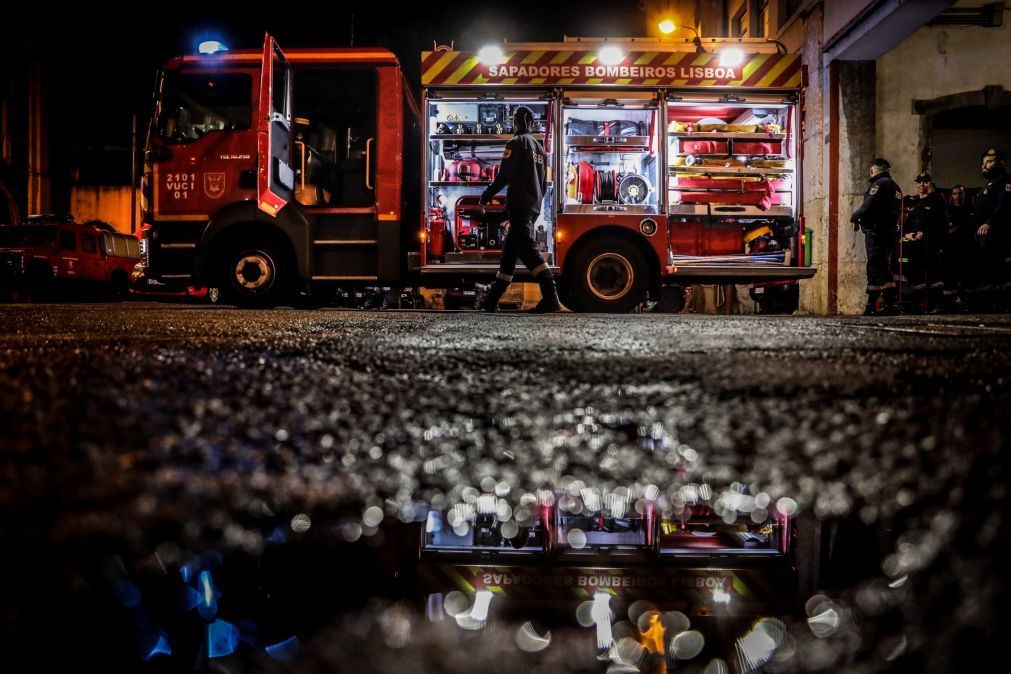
xmin=587 ymin=253 xmax=634 ymax=300
xmin=234 ymin=254 xmax=273 ymax=291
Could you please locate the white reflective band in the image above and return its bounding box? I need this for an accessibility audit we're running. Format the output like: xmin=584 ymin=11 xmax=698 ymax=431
xmin=531 ymin=263 xmax=550 ymax=276
xmin=496 ymin=272 xmax=513 ymax=282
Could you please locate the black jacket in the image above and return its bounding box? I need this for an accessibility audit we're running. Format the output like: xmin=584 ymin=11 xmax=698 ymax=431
xmin=482 ymin=132 xmax=547 ymax=215
xmin=851 ymin=171 xmax=902 ymax=235
xmin=904 ymin=191 xmax=946 ymax=241
xmin=973 ymin=167 xmax=1011 ymax=232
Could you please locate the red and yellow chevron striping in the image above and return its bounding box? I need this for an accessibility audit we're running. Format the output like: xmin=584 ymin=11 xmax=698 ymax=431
xmin=422 ymin=51 xmax=800 ymax=89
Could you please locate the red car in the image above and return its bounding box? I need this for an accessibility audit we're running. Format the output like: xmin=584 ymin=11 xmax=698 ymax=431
xmin=0 ymin=215 xmax=141 ymax=299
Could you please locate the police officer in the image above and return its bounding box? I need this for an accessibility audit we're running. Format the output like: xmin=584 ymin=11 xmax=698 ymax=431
xmin=479 ymin=106 xmax=562 ymax=313
xmin=851 ymin=157 xmax=903 ymax=315
xmin=969 ymin=148 xmax=1011 ymax=310
xmin=901 ymin=173 xmax=946 ymax=312
xmin=942 ymin=184 xmax=973 ymax=311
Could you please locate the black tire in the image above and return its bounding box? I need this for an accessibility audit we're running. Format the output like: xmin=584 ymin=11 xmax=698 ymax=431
xmin=565 ymin=236 xmax=648 ymax=313
xmin=219 ymin=236 xmax=294 ymax=307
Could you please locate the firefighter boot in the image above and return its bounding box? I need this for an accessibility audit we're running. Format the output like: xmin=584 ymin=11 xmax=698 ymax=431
xmin=481 ymin=279 xmax=509 ymax=313
xmin=531 ymin=270 xmax=562 ymax=313
xmin=927 ymin=286 xmax=945 ymax=314
xmin=863 ymin=290 xmax=881 ymax=316
xmin=879 ymin=287 xmax=900 ymax=315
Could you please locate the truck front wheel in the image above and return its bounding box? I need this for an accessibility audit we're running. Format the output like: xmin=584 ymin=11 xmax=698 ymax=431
xmin=220 ymin=237 xmax=293 ymax=307
xmin=565 ymin=237 xmax=648 ymax=313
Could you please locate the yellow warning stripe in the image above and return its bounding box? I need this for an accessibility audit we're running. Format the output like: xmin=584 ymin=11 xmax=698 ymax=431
xmin=425 ymin=51 xmax=462 ymax=84
xmin=444 ymin=56 xmax=480 ymax=85
xmin=737 ymin=53 xmax=770 ymax=84
xmin=755 ymin=55 xmax=794 ymax=87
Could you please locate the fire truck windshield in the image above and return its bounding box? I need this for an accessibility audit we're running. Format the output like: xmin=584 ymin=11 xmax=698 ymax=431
xmin=0 ymin=225 xmax=57 ymax=247
xmin=156 ymin=71 xmax=252 ymax=144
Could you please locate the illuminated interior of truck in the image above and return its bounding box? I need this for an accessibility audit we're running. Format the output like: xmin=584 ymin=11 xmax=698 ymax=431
xmin=424 ymin=94 xmax=555 ymax=264
xmin=561 ymin=94 xmax=660 ymax=215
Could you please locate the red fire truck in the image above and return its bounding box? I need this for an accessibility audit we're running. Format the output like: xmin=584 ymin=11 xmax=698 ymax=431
xmin=0 ymin=215 xmax=141 ymax=298
xmin=143 ymin=35 xmax=814 ymax=310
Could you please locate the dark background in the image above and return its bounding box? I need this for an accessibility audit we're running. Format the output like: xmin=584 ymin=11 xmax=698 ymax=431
xmin=18 ymin=3 xmax=647 ymax=190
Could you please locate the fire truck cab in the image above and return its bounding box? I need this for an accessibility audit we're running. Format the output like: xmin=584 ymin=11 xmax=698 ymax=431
xmin=143 ymin=36 xmax=420 ymax=306
xmin=143 ymin=35 xmax=815 ymax=311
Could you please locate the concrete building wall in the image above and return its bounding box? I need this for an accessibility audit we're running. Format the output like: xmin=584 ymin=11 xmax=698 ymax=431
xmin=837 ymin=61 xmax=878 ymax=315
xmin=876 ymin=1 xmax=1011 ymax=191
xmin=785 ymin=5 xmax=833 ymax=315
xmin=70 ymin=186 xmax=137 ymax=234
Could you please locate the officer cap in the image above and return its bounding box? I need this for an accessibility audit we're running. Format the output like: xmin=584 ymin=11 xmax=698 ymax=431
xmin=914 ymin=173 xmax=932 ymax=183
xmin=870 ymin=157 xmax=890 ymax=169
xmin=981 ymin=148 xmax=1006 ymax=162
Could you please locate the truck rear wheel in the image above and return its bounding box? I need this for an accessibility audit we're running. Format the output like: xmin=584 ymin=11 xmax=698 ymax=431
xmin=566 ymin=237 xmax=648 ymax=313
xmin=220 ymin=237 xmax=293 ymax=307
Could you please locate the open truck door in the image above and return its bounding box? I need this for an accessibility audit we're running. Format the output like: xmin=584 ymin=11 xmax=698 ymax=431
xmin=257 ymin=33 xmax=294 ymax=216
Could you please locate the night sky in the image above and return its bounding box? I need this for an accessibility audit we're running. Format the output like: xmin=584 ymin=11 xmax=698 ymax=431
xmin=17 ymin=3 xmax=647 ymax=190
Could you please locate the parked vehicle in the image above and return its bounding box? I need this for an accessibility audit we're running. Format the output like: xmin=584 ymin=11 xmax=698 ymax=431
xmin=0 ymin=215 xmax=141 ymax=299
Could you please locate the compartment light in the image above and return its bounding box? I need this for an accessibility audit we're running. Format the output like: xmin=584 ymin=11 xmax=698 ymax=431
xmin=597 ymin=45 xmax=624 ymax=66
xmin=658 ymin=20 xmax=676 ymax=35
xmin=478 ymin=45 xmax=506 ymax=66
xmin=720 ymin=47 xmax=744 ymax=67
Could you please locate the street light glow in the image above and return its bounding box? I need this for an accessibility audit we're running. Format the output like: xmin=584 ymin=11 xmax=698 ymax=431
xmin=658 ymin=19 xmax=676 ymax=34
xmin=478 ymin=45 xmax=506 ymax=66
xmin=598 ymin=45 xmax=624 ymax=66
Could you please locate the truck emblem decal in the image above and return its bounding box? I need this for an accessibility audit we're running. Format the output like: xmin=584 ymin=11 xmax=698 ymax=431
xmin=204 ymin=173 xmax=226 ymax=199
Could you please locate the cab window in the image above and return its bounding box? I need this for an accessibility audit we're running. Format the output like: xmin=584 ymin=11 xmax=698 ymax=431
xmin=157 ymin=71 xmax=253 ymax=144
xmin=81 ymin=235 xmax=97 ymax=253
xmin=59 ymin=231 xmax=77 ymax=251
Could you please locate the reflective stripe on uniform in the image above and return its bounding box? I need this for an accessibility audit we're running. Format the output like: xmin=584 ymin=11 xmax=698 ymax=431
xmin=530 ymin=263 xmax=550 ymax=276
xmin=496 ymin=272 xmax=513 ymax=282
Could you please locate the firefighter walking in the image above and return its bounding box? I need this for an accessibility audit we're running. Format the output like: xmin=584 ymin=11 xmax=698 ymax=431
xmin=479 ymin=106 xmax=563 ymax=313
xmin=851 ymin=158 xmax=903 ymax=316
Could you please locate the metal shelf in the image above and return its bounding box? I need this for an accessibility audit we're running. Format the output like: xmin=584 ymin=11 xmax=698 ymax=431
xmin=668 ymin=165 xmax=793 ymax=175
xmin=429 ymin=134 xmax=545 ymax=142
xmin=429 ymin=181 xmax=555 ymax=187
xmin=668 ymin=132 xmax=786 ymax=140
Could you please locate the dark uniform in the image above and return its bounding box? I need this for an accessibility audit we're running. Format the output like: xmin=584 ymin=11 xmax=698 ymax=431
xmin=901 ymin=179 xmax=946 ymax=310
xmin=851 ymin=159 xmax=903 ymax=315
xmin=942 ymin=187 xmax=973 ymax=307
xmin=970 ymin=148 xmax=1011 ymax=308
xmin=480 ymin=106 xmax=561 ymax=313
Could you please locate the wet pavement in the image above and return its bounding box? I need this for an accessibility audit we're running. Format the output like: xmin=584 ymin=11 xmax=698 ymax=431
xmin=1 ymin=304 xmax=1009 ymax=673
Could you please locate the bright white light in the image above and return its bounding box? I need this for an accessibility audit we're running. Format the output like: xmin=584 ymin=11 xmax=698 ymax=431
xmin=197 ymin=41 xmax=228 ymax=55
xmin=598 ymin=45 xmax=625 ymax=66
xmin=658 ymin=20 xmax=676 ymax=35
xmin=591 ymin=591 xmax=613 ymax=648
xmin=478 ymin=45 xmax=506 ymax=66
xmin=713 ymin=588 xmax=731 ymax=604
xmin=470 ymin=589 xmax=493 ymax=621
xmin=720 ymin=48 xmax=745 ymax=67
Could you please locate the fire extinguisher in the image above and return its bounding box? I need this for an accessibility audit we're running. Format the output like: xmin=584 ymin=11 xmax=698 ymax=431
xmin=427 ymin=207 xmax=446 ymax=258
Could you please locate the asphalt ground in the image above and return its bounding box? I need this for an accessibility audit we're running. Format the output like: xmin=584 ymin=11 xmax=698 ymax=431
xmin=2 ymin=304 xmax=1009 ymax=673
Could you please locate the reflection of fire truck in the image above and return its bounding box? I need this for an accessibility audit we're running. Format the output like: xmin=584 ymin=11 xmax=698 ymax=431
xmin=143 ymin=35 xmax=814 ymax=310
xmin=415 ymin=484 xmax=813 ymax=667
